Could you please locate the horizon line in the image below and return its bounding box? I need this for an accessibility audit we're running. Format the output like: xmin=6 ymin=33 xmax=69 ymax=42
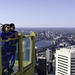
xmin=15 ymin=26 xmax=75 ymax=28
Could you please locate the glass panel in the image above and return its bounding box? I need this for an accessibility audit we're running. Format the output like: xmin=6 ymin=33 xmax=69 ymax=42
xmin=13 ymin=40 xmax=19 ymax=74
xmin=1 ymin=39 xmax=19 ymax=75
xmin=22 ymin=37 xmax=31 ymax=67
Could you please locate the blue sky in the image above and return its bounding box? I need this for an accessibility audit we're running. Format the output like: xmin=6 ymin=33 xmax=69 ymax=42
xmin=0 ymin=0 xmax=75 ymax=28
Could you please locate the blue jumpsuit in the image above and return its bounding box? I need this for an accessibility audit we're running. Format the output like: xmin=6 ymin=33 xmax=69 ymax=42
xmin=1 ymin=31 xmax=11 ymax=71
xmin=9 ymin=31 xmax=17 ymax=68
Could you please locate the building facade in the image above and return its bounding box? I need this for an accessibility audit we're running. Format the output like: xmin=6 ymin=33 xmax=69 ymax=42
xmin=56 ymin=48 xmax=75 ymax=75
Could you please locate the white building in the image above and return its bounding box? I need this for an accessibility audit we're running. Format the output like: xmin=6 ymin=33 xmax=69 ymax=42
xmin=56 ymin=48 xmax=75 ymax=75
xmin=46 ymin=49 xmax=53 ymax=62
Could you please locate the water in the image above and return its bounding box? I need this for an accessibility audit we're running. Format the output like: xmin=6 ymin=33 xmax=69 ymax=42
xmin=16 ymin=28 xmax=75 ymax=49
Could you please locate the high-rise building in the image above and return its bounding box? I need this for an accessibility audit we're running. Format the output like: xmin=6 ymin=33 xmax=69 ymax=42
xmin=46 ymin=49 xmax=54 ymax=75
xmin=56 ymin=48 xmax=75 ymax=75
xmin=46 ymin=49 xmax=53 ymax=62
xmin=38 ymin=57 xmax=46 ymax=75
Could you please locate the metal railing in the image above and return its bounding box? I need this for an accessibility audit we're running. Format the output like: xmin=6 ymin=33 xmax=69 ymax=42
xmin=0 ymin=32 xmax=36 ymax=75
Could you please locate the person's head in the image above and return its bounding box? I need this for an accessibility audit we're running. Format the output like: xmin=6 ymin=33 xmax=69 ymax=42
xmin=10 ymin=23 xmax=15 ymax=31
xmin=2 ymin=24 xmax=6 ymax=32
xmin=2 ymin=24 xmax=10 ymax=32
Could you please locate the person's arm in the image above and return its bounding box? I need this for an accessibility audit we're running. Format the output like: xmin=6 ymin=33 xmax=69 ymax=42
xmin=6 ymin=32 xmax=18 ymax=39
xmin=1 ymin=32 xmax=6 ymax=40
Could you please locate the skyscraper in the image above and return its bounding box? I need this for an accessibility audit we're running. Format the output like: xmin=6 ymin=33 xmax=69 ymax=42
xmin=56 ymin=48 xmax=75 ymax=75
xmin=46 ymin=49 xmax=53 ymax=62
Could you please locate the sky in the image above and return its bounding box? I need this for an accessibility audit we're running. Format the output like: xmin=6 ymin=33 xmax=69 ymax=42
xmin=0 ymin=0 xmax=75 ymax=28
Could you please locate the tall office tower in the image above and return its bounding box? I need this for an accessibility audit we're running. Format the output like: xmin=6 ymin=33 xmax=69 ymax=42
xmin=56 ymin=48 xmax=75 ymax=75
xmin=38 ymin=57 xmax=46 ymax=75
xmin=46 ymin=49 xmax=53 ymax=62
xmin=46 ymin=49 xmax=53 ymax=75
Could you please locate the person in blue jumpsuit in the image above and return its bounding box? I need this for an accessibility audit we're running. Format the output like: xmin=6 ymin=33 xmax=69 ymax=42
xmin=8 ymin=23 xmax=18 ymax=73
xmin=1 ymin=24 xmax=11 ymax=74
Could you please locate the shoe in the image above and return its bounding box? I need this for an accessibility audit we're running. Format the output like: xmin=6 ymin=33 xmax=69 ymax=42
xmin=8 ymin=68 xmax=14 ymax=73
xmin=2 ymin=71 xmax=6 ymax=75
xmin=3 ymin=69 xmax=9 ymax=75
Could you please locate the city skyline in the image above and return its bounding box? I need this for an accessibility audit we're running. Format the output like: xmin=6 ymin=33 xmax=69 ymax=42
xmin=0 ymin=0 xmax=75 ymax=28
